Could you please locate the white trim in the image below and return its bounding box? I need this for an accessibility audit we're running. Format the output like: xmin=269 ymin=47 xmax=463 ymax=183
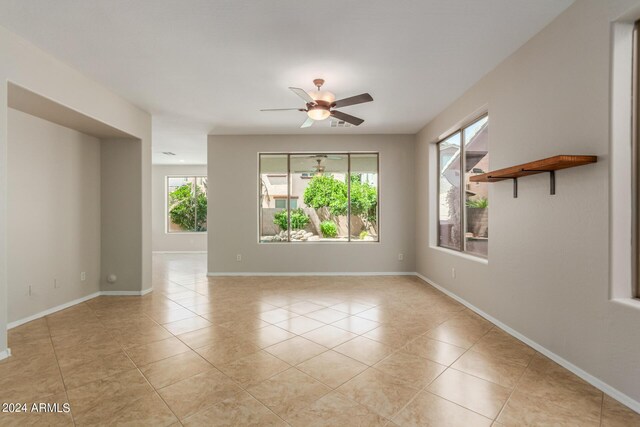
xmin=163 ymin=232 xmax=208 ymax=235
xmin=414 ymin=273 xmax=640 ymax=414
xmin=0 ymin=348 xmax=12 ymax=361
xmin=207 ymin=271 xmax=416 ymax=277
xmin=8 ymin=291 xmax=101 ymax=329
xmin=152 ymin=251 xmax=207 ymax=254
xmin=101 ymin=288 xmax=153 ymax=296
xmin=430 ymin=245 xmax=489 ymax=265
xmin=609 ymin=21 xmax=635 ymax=300
xmin=7 ymin=288 xmax=153 ymax=330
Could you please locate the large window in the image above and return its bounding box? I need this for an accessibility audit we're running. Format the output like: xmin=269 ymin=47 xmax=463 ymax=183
xmin=166 ymin=176 xmax=208 ymax=233
xmin=437 ymin=115 xmax=489 ymax=257
xmin=259 ymin=153 xmax=379 ymax=243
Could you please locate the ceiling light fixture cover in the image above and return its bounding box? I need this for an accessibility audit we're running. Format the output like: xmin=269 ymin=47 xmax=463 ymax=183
xmin=307 ymin=106 xmax=330 ymax=121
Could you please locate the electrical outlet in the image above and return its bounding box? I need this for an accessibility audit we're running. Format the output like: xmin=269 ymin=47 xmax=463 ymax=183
xmin=54 ymin=278 xmax=58 ymax=289
xmin=236 ymin=254 xmax=242 ymax=262
xmin=451 ymin=267 xmax=456 ymax=279
xmin=80 ymin=272 xmax=86 ymax=281
xmin=28 ymin=285 xmax=32 ymax=296
xmin=398 ymin=253 xmax=404 ymax=261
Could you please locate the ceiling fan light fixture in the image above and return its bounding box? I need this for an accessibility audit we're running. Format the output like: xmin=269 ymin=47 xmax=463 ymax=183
xmin=307 ymin=106 xmax=330 ymax=121
xmin=309 ymin=90 xmax=336 ymax=104
xmin=263 ymin=79 xmax=373 ymax=126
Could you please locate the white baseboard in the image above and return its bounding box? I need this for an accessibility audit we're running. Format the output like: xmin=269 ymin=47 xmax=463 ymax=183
xmin=101 ymin=288 xmax=153 ymax=296
xmin=153 ymin=251 xmax=207 ymax=254
xmin=207 ymin=271 xmax=416 ymax=277
xmin=414 ymin=273 xmax=640 ymax=415
xmin=0 ymin=348 xmax=12 ymax=361
xmin=7 ymin=288 xmax=153 ymax=330
xmin=8 ymin=291 xmax=101 ymax=329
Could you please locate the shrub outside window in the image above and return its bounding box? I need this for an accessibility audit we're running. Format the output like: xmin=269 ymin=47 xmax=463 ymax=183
xmin=437 ymin=115 xmax=489 ymax=257
xmin=166 ymin=176 xmax=207 ymax=233
xmin=259 ymin=153 xmax=379 ymax=243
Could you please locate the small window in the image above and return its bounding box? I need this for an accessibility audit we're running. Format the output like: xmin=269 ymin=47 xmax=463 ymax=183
xmin=437 ymin=115 xmax=489 ymax=257
xmin=274 ymin=198 xmax=298 ymax=209
xmin=167 ymin=176 xmax=207 ymax=233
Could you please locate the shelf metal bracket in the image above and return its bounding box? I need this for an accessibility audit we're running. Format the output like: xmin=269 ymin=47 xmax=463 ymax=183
xmin=521 ymin=169 xmax=556 ymax=195
xmin=488 ymin=175 xmax=519 ymax=198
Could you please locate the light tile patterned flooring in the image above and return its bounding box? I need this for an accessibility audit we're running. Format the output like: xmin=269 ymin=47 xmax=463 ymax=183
xmin=1 ymin=253 xmax=639 ymax=426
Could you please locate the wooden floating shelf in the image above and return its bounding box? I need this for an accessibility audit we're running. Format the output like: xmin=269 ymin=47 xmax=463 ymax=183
xmin=469 ymin=155 xmax=597 ymax=198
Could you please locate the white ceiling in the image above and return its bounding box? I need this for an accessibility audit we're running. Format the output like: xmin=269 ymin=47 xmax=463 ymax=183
xmin=0 ymin=0 xmax=573 ymax=165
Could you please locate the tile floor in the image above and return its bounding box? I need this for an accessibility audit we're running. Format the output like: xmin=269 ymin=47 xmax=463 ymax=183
xmin=1 ymin=253 xmax=639 ymax=426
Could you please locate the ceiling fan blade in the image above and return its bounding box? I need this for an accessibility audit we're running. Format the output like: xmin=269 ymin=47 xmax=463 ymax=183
xmin=300 ymin=117 xmax=314 ymax=128
xmin=331 ymin=110 xmax=364 ymax=126
xmin=333 ymin=93 xmax=373 ymax=108
xmin=260 ymin=108 xmax=305 ymax=111
xmin=289 ymin=87 xmax=315 ymax=104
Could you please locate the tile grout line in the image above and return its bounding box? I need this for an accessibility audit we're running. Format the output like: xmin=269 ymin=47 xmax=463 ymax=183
xmin=136 ymin=364 xmax=184 ymax=426
xmin=43 ymin=315 xmax=76 ymax=427
xmin=492 ymin=344 xmax=537 ymax=423
xmin=386 ymin=324 xmax=498 ymax=423
xmin=384 ymin=350 xmax=452 ymax=423
xmin=88 ymin=294 xmax=204 ymax=426
xmin=599 ymin=390 xmax=605 ymax=427
xmin=85 ymin=297 xmax=185 ymax=421
xmin=193 ymin=350 xmax=295 ymax=426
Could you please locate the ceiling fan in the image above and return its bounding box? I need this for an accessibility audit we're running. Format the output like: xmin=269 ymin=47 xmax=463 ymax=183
xmin=314 ymin=159 xmax=325 ymax=174
xmin=261 ymin=79 xmax=373 ymax=128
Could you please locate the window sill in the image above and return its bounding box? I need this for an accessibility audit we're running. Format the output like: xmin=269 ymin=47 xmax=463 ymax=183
xmin=258 ymin=241 xmax=381 ymax=245
xmin=430 ymin=245 xmax=489 ymax=265
xmin=610 ymin=297 xmax=640 ymax=311
xmin=166 ymin=232 xmax=207 ymax=235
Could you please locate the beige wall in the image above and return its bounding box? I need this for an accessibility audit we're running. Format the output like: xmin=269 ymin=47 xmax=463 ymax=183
xmin=208 ymin=135 xmax=415 ymax=273
xmin=8 ymin=109 xmax=101 ymax=322
xmin=100 ymin=138 xmax=144 ymax=292
xmin=416 ymin=0 xmax=640 ymax=404
xmin=152 ymin=165 xmax=207 ymax=252
xmin=0 ymin=25 xmax=152 ymax=356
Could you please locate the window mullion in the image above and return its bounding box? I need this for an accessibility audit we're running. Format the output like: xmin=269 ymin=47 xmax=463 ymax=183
xmin=460 ymin=133 xmax=465 ymax=253
xmin=193 ymin=177 xmax=197 ymax=232
xmin=287 ymin=154 xmax=291 ymax=242
xmin=348 ymin=154 xmax=351 ymax=242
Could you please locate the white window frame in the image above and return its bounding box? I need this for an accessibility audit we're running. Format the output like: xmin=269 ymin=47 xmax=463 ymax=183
xmin=165 ymin=175 xmax=207 ymax=234
xmin=435 ymin=113 xmax=489 ymax=258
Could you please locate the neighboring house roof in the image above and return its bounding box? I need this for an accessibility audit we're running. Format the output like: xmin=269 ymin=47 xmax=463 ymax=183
xmin=442 ymin=122 xmax=488 ymax=186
